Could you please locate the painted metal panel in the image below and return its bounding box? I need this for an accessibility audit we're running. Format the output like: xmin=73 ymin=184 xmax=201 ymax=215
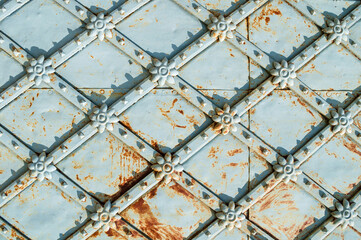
xmin=0 ymin=0 xmax=360 ymax=239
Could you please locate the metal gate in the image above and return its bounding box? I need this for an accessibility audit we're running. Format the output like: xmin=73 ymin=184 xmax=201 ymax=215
xmin=0 ymin=0 xmax=360 ymax=239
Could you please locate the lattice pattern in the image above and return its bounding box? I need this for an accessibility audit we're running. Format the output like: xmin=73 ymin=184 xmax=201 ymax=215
xmin=0 ymin=0 xmax=360 ymax=239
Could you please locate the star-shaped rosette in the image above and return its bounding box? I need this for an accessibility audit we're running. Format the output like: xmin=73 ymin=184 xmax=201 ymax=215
xmin=273 ymin=155 xmax=302 ymax=183
xmin=207 ymin=15 xmax=236 ymax=42
xmin=151 ymin=152 xmax=184 ymax=184
xmin=216 ymin=201 xmax=245 ymax=231
xmin=26 ymin=55 xmax=55 ymax=86
xmin=90 ymin=201 xmax=121 ymax=232
xmin=212 ymin=103 xmax=241 ymax=135
xmin=90 ymin=104 xmax=119 ymax=133
xmin=323 ymin=17 xmax=349 ymax=45
xmin=331 ymin=199 xmax=358 ymax=230
xmin=28 ymin=152 xmax=56 ymax=182
xmin=86 ymin=12 xmax=115 ymax=41
xmin=149 ymin=58 xmax=178 ymax=86
xmin=329 ymin=107 xmax=353 ymax=135
xmin=270 ymin=60 xmax=296 ymax=89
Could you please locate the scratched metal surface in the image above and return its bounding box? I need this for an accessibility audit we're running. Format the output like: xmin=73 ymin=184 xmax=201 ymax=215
xmin=0 ymin=0 xmax=360 ymax=239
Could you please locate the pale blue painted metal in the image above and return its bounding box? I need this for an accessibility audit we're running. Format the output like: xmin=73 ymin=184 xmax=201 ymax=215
xmin=0 ymin=0 xmax=360 ymax=240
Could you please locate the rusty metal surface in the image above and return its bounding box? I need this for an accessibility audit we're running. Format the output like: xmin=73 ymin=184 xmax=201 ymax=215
xmin=0 ymin=0 xmax=360 ymax=240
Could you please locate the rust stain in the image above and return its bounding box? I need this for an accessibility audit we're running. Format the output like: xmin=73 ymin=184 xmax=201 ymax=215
xmin=105 ymin=228 xmax=124 ymax=238
xmin=113 ymin=219 xmax=144 ymax=239
xmin=185 ymin=114 xmax=200 ymax=126
xmin=169 ymin=182 xmax=195 ymax=200
xmin=208 ymin=146 xmax=222 ymax=159
xmin=123 ymin=198 xmax=183 ymax=240
xmin=265 ymin=16 xmax=270 ymax=25
xmin=324 ymin=148 xmax=338 ymax=159
xmin=171 ymin=99 xmax=178 ymax=108
xmin=252 ymin=3 xmax=282 ymax=30
xmin=150 ymin=140 xmax=162 ymax=153
xmin=148 ymin=185 xmax=158 ymax=199
xmin=13 ymin=181 xmax=27 ymax=192
xmin=255 ymin=181 xmax=320 ymax=239
xmin=222 ymin=172 xmax=226 ymax=180
xmin=348 ymin=182 xmax=357 ymax=189
xmin=297 ymin=98 xmax=315 ymax=118
xmin=225 ymin=163 xmax=241 ymax=167
xmin=121 ymin=117 xmax=134 ymax=132
xmin=87 ymin=230 xmax=101 ymax=239
xmin=60 ymin=192 xmax=73 ymax=203
xmin=258 ymin=182 xmax=297 ymax=212
xmin=158 ymin=98 xmax=187 ymax=129
xmin=227 ymin=148 xmax=243 ymax=156
xmin=343 ymin=139 xmax=361 ymax=157
xmin=73 ymin=162 xmax=82 ymax=169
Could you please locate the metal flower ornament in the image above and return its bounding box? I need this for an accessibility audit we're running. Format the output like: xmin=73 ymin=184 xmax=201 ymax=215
xmin=273 ymin=155 xmax=302 ymax=183
xmin=208 ymin=15 xmax=236 ymax=42
xmin=323 ymin=17 xmax=349 ymax=45
xmin=212 ymin=103 xmax=241 ymax=135
xmin=270 ymin=60 xmax=296 ymax=89
xmin=86 ymin=12 xmax=115 ymax=41
xmin=151 ymin=152 xmax=184 ymax=184
xmin=329 ymin=107 xmax=353 ymax=135
xmin=26 ymin=55 xmax=55 ymax=86
xmin=331 ymin=199 xmax=358 ymax=230
xmin=216 ymin=201 xmax=245 ymax=231
xmin=149 ymin=58 xmax=178 ymax=86
xmin=28 ymin=152 xmax=56 ymax=181
xmin=90 ymin=104 xmax=119 ymax=133
xmin=91 ymin=201 xmax=121 ymax=232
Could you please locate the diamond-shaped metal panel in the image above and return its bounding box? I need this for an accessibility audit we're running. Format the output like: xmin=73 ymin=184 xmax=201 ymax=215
xmin=0 ymin=0 xmax=361 ymax=239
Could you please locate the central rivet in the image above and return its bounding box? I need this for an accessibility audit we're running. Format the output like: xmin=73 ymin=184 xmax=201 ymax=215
xmin=217 ymin=22 xmax=227 ymax=31
xmin=159 ymin=67 xmax=169 ymax=76
xmin=280 ymin=69 xmax=289 ymax=78
xmin=95 ymin=20 xmax=105 ymax=29
xmin=35 ymin=65 xmax=44 ymax=74
xmin=163 ymin=163 xmax=173 ymax=173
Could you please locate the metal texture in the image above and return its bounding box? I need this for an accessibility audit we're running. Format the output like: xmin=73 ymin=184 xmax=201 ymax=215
xmin=0 ymin=0 xmax=360 ymax=239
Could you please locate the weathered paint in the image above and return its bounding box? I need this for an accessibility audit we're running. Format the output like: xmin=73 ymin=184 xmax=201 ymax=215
xmin=301 ymin=134 xmax=361 ymax=199
xmin=195 ymin=0 xmax=247 ymax=15
xmin=0 ymin=0 xmax=83 ymax=57
xmin=0 ymin=89 xmax=88 ymax=153
xmin=116 ymin=0 xmax=207 ymax=59
xmin=183 ymin=133 xmax=250 ymax=202
xmin=57 ymin=131 xmax=151 ymax=202
xmin=120 ymin=181 xmax=214 ymax=240
xmin=250 ymin=181 xmax=330 ymax=240
xmin=297 ymin=44 xmax=361 ymax=91
xmin=0 ymin=180 xmax=88 ymax=239
xmin=56 ymin=39 xmax=149 ymax=90
xmin=119 ymin=89 xmax=212 ymax=153
xmin=87 ymin=219 xmax=146 ymax=240
xmin=250 ymin=90 xmax=326 ymax=156
xmin=249 ymin=0 xmax=321 ymax=62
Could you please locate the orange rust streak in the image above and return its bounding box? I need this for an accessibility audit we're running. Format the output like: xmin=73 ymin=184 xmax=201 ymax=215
xmin=343 ymin=139 xmax=361 ymax=157
xmin=227 ymin=148 xmax=243 ymax=156
xmin=252 ymin=3 xmax=282 ymax=30
xmin=123 ymin=198 xmax=183 ymax=240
